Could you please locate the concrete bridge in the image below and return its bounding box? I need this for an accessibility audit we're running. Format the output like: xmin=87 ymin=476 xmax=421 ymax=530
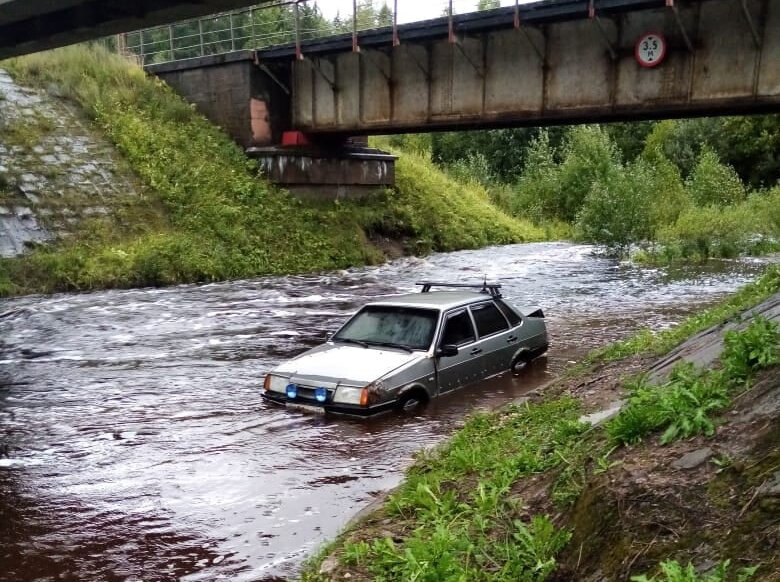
xmin=146 ymin=0 xmax=779 ymax=196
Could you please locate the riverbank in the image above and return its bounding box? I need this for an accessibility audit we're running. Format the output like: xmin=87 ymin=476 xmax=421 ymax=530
xmin=0 ymin=45 xmax=552 ymax=297
xmin=301 ymin=265 xmax=780 ymax=582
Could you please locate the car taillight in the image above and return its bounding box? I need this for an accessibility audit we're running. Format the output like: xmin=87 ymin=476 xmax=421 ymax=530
xmin=360 ymin=387 xmax=369 ymax=407
xmin=263 ymin=375 xmax=271 ymax=391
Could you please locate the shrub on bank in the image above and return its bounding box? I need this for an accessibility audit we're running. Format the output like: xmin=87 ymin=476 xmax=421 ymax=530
xmin=644 ymin=187 xmax=780 ymax=262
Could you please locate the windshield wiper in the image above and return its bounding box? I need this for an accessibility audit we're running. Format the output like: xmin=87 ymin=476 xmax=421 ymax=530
xmin=334 ymin=337 xmax=369 ymax=348
xmin=364 ymin=341 xmax=415 ymax=353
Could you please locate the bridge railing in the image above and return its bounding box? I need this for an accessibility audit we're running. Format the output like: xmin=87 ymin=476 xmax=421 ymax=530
xmin=122 ymin=0 xmax=514 ymax=66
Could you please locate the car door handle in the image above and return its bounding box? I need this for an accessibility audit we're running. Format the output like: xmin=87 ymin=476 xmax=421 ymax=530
xmin=507 ymin=335 xmax=518 ymax=343
xmin=470 ymin=348 xmax=482 ymax=355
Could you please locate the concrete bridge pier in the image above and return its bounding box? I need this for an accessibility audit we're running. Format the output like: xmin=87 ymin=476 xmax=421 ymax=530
xmin=247 ymin=141 xmax=396 ymax=200
xmin=147 ymin=53 xmax=395 ymax=199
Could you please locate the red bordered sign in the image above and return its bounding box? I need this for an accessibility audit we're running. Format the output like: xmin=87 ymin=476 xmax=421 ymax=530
xmin=635 ymin=32 xmax=666 ymax=67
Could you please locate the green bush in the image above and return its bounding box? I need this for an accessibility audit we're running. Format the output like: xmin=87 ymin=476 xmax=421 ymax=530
xmin=608 ymin=316 xmax=780 ymax=447
xmin=575 ymin=163 xmax=651 ymax=254
xmin=330 ymin=399 xmax=583 ymax=581
xmin=686 ymin=148 xmax=746 ymax=207
xmin=507 ymin=131 xmax=562 ymax=222
xmin=632 ymin=559 xmax=758 ymax=582
xmin=720 ymin=316 xmax=779 ymax=382
xmin=651 ymin=187 xmax=780 ymax=261
xmin=555 ymin=125 xmax=621 ymax=222
xmin=607 ymin=365 xmax=730 ymax=446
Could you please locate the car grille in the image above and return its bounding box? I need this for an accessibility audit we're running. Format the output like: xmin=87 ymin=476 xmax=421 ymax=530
xmin=294 ymin=385 xmax=335 ymax=403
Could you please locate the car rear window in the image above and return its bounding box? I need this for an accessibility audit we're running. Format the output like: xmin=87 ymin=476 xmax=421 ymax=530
xmin=494 ymin=299 xmax=522 ymax=326
xmin=440 ymin=310 xmax=475 ymax=346
xmin=470 ymin=302 xmax=509 ymax=337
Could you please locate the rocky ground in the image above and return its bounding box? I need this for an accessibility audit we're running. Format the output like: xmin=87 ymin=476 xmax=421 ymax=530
xmin=0 ymin=68 xmax=145 ymax=257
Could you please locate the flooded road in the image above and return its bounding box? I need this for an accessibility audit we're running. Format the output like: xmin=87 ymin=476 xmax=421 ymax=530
xmin=0 ymin=242 xmax=774 ymax=581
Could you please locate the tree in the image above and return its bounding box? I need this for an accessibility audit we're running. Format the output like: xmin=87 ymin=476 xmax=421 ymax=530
xmin=686 ymin=147 xmax=746 ymax=207
xmin=554 ymin=125 xmax=621 ymax=222
xmin=376 ymin=3 xmax=393 ymax=27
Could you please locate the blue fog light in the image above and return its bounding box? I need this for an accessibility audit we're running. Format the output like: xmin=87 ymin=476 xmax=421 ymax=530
xmin=315 ymin=387 xmax=327 ymax=403
xmin=286 ymin=384 xmax=298 ymax=399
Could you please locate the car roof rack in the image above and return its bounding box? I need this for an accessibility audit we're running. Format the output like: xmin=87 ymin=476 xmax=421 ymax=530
xmin=416 ymin=281 xmax=503 ymax=297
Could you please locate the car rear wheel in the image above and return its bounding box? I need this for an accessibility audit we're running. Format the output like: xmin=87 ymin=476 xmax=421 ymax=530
xmin=511 ymin=352 xmax=531 ymax=376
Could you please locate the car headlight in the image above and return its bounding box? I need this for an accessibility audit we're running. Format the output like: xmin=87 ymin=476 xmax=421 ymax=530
xmin=264 ymin=374 xmax=288 ymax=393
xmin=333 ymin=386 xmax=368 ymax=406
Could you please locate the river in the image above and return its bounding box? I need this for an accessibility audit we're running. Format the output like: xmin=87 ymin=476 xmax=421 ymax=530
xmin=0 ymin=242 xmax=773 ymax=581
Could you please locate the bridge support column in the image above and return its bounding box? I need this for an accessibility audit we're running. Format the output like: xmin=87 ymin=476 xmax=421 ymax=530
xmin=247 ymin=143 xmax=396 ymax=200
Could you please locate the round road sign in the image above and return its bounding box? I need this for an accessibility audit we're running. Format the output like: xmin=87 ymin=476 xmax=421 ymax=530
xmin=635 ymin=32 xmax=666 ymax=67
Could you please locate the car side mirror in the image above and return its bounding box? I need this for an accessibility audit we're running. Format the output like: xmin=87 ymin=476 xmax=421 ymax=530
xmin=436 ymin=344 xmax=459 ymax=358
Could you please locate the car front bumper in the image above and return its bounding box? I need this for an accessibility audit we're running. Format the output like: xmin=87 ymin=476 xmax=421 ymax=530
xmin=262 ymin=391 xmax=395 ymax=417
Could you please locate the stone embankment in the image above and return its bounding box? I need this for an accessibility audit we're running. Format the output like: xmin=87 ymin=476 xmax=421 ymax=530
xmin=0 ymin=69 xmax=142 ymax=256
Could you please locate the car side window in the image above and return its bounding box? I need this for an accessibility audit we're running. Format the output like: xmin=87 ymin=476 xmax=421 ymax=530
xmin=440 ymin=310 xmax=476 ymax=346
xmin=494 ymin=299 xmax=522 ymax=327
xmin=470 ymin=302 xmax=509 ymax=337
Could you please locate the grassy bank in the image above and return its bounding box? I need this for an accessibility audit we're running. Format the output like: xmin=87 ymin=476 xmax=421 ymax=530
xmin=0 ymin=45 xmax=545 ymax=297
xmin=302 ymin=265 xmax=780 ymax=582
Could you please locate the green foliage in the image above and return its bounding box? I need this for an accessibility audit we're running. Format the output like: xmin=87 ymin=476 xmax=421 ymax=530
xmin=645 ymin=115 xmax=780 ymax=189
xmin=445 ymin=152 xmax=496 ymax=187
xmin=720 ymin=317 xmax=779 ymax=383
xmin=649 ymin=187 xmax=780 ymax=262
xmin=686 ymin=148 xmax=746 ymax=207
xmin=376 ymin=144 xmax=546 ymax=254
xmin=342 ymin=540 xmax=371 ymax=567
xmin=631 ymin=559 xmax=759 ymax=582
xmin=575 ymin=161 xmax=653 ymax=254
xmin=608 ymin=316 xmax=780 ymax=447
xmin=385 ymin=133 xmax=432 ymax=156
xmin=432 ymin=127 xmax=568 ymax=185
xmin=429 ymin=116 xmax=776 ymax=258
xmin=555 ymin=126 xmax=621 ymax=223
xmin=605 ymin=121 xmax=655 ymax=161
xmin=607 ymin=365 xmax=729 ymax=446
xmin=507 ymin=131 xmax=562 ymax=222
xmin=334 ymin=399 xmax=583 ymax=581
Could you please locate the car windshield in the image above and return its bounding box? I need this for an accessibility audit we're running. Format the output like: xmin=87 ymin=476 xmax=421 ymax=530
xmin=333 ymin=306 xmax=439 ymax=350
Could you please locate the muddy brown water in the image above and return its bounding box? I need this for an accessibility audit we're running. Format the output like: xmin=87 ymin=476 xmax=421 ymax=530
xmin=0 ymin=243 xmax=775 ymax=581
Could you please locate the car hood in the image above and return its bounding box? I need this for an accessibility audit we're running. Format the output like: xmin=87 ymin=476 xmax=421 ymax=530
xmin=273 ymin=343 xmax=425 ymax=386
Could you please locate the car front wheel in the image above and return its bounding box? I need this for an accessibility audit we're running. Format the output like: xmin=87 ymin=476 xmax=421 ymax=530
xmin=397 ymin=390 xmax=428 ymax=412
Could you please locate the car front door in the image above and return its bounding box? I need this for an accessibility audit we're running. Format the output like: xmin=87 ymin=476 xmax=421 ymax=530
xmin=435 ymin=309 xmax=480 ymax=393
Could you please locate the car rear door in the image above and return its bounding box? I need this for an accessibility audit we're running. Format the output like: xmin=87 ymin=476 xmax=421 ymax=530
xmin=468 ymin=300 xmax=513 ymax=376
xmin=434 ymin=308 xmax=481 ymax=392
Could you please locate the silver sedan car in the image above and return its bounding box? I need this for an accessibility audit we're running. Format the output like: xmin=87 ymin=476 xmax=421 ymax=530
xmin=262 ymin=282 xmax=548 ymax=417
